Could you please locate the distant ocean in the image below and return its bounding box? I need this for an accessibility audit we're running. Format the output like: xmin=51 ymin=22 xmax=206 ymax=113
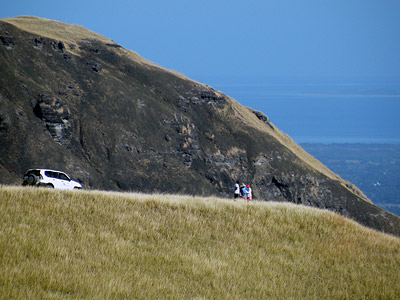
xmin=211 ymin=80 xmax=400 ymax=144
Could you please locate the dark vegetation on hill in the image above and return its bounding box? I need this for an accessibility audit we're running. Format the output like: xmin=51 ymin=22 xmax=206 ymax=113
xmin=1 ymin=16 xmax=399 ymax=236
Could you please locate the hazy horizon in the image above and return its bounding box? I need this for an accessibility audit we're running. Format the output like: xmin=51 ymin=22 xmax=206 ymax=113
xmin=208 ymin=78 xmax=400 ymax=144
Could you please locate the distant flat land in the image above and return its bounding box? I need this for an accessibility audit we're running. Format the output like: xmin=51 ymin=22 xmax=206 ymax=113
xmin=301 ymin=144 xmax=400 ymax=216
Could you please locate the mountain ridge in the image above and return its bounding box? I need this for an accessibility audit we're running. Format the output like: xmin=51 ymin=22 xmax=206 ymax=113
xmin=1 ymin=16 xmax=399 ymax=236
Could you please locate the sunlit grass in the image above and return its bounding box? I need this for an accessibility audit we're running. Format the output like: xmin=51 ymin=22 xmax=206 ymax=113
xmin=2 ymin=16 xmax=185 ymax=77
xmin=3 ymin=16 xmax=113 ymax=46
xmin=1 ymin=186 xmax=399 ymax=299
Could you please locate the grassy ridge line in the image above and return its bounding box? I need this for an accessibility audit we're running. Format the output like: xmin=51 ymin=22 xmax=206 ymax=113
xmin=1 ymin=187 xmax=399 ymax=299
xmin=1 ymin=16 xmax=192 ymax=80
xmin=2 ymin=16 xmax=114 ymax=50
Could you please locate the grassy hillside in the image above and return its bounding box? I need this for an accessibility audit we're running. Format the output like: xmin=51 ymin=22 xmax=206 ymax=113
xmin=2 ymin=16 xmax=188 ymax=78
xmin=1 ymin=187 xmax=399 ymax=299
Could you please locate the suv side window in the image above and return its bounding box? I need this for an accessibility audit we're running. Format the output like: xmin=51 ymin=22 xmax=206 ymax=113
xmin=58 ymin=173 xmax=69 ymax=181
xmin=45 ymin=171 xmax=55 ymax=178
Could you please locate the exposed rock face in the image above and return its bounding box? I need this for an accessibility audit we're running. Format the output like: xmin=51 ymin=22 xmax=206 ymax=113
xmin=0 ymin=35 xmax=15 ymax=49
xmin=251 ymin=109 xmax=275 ymax=130
xmin=32 ymin=92 xmax=73 ymax=144
xmin=1 ymin=16 xmax=399 ymax=236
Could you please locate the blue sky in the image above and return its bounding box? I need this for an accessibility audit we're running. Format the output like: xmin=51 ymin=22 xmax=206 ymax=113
xmin=2 ymin=0 xmax=400 ymax=143
xmin=2 ymin=0 xmax=400 ymax=84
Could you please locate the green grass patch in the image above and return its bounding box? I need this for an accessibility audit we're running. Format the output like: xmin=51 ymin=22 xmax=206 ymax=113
xmin=1 ymin=186 xmax=399 ymax=299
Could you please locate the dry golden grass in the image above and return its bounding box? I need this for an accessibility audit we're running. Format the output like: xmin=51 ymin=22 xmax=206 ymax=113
xmin=2 ymin=16 xmax=191 ymax=81
xmin=2 ymin=16 xmax=113 ymax=46
xmin=0 ymin=186 xmax=399 ymax=299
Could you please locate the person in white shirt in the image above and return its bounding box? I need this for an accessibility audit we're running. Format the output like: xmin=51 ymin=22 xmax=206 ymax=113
xmin=234 ymin=181 xmax=240 ymax=199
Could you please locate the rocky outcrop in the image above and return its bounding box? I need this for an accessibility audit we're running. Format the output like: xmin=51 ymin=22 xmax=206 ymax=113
xmin=0 ymin=35 xmax=15 ymax=49
xmin=33 ymin=93 xmax=73 ymax=145
xmin=0 ymin=16 xmax=399 ymax=236
xmin=251 ymin=109 xmax=275 ymax=130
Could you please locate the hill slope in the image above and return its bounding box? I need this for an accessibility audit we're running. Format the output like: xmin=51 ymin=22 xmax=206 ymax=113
xmin=0 ymin=16 xmax=399 ymax=235
xmin=1 ymin=187 xmax=399 ymax=299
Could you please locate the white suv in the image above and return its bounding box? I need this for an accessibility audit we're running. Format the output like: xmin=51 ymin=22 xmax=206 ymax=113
xmin=22 ymin=169 xmax=82 ymax=190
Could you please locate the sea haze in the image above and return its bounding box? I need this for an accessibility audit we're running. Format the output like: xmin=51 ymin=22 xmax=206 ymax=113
xmin=300 ymin=143 xmax=400 ymax=216
xmin=210 ymin=79 xmax=400 ymax=144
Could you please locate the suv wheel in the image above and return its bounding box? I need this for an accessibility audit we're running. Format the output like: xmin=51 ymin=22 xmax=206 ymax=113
xmin=27 ymin=175 xmax=37 ymax=185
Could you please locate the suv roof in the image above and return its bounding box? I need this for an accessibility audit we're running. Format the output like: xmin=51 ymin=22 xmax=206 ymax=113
xmin=25 ymin=168 xmax=69 ymax=173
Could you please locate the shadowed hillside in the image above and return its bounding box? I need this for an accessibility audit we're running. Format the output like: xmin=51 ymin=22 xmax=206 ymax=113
xmin=1 ymin=187 xmax=399 ymax=299
xmin=0 ymin=16 xmax=400 ymax=235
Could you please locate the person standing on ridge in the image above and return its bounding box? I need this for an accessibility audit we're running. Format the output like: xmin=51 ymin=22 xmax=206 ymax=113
xmin=234 ymin=181 xmax=240 ymax=199
xmin=247 ymin=185 xmax=252 ymax=201
xmin=240 ymin=183 xmax=246 ymax=199
xmin=243 ymin=184 xmax=249 ymax=201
